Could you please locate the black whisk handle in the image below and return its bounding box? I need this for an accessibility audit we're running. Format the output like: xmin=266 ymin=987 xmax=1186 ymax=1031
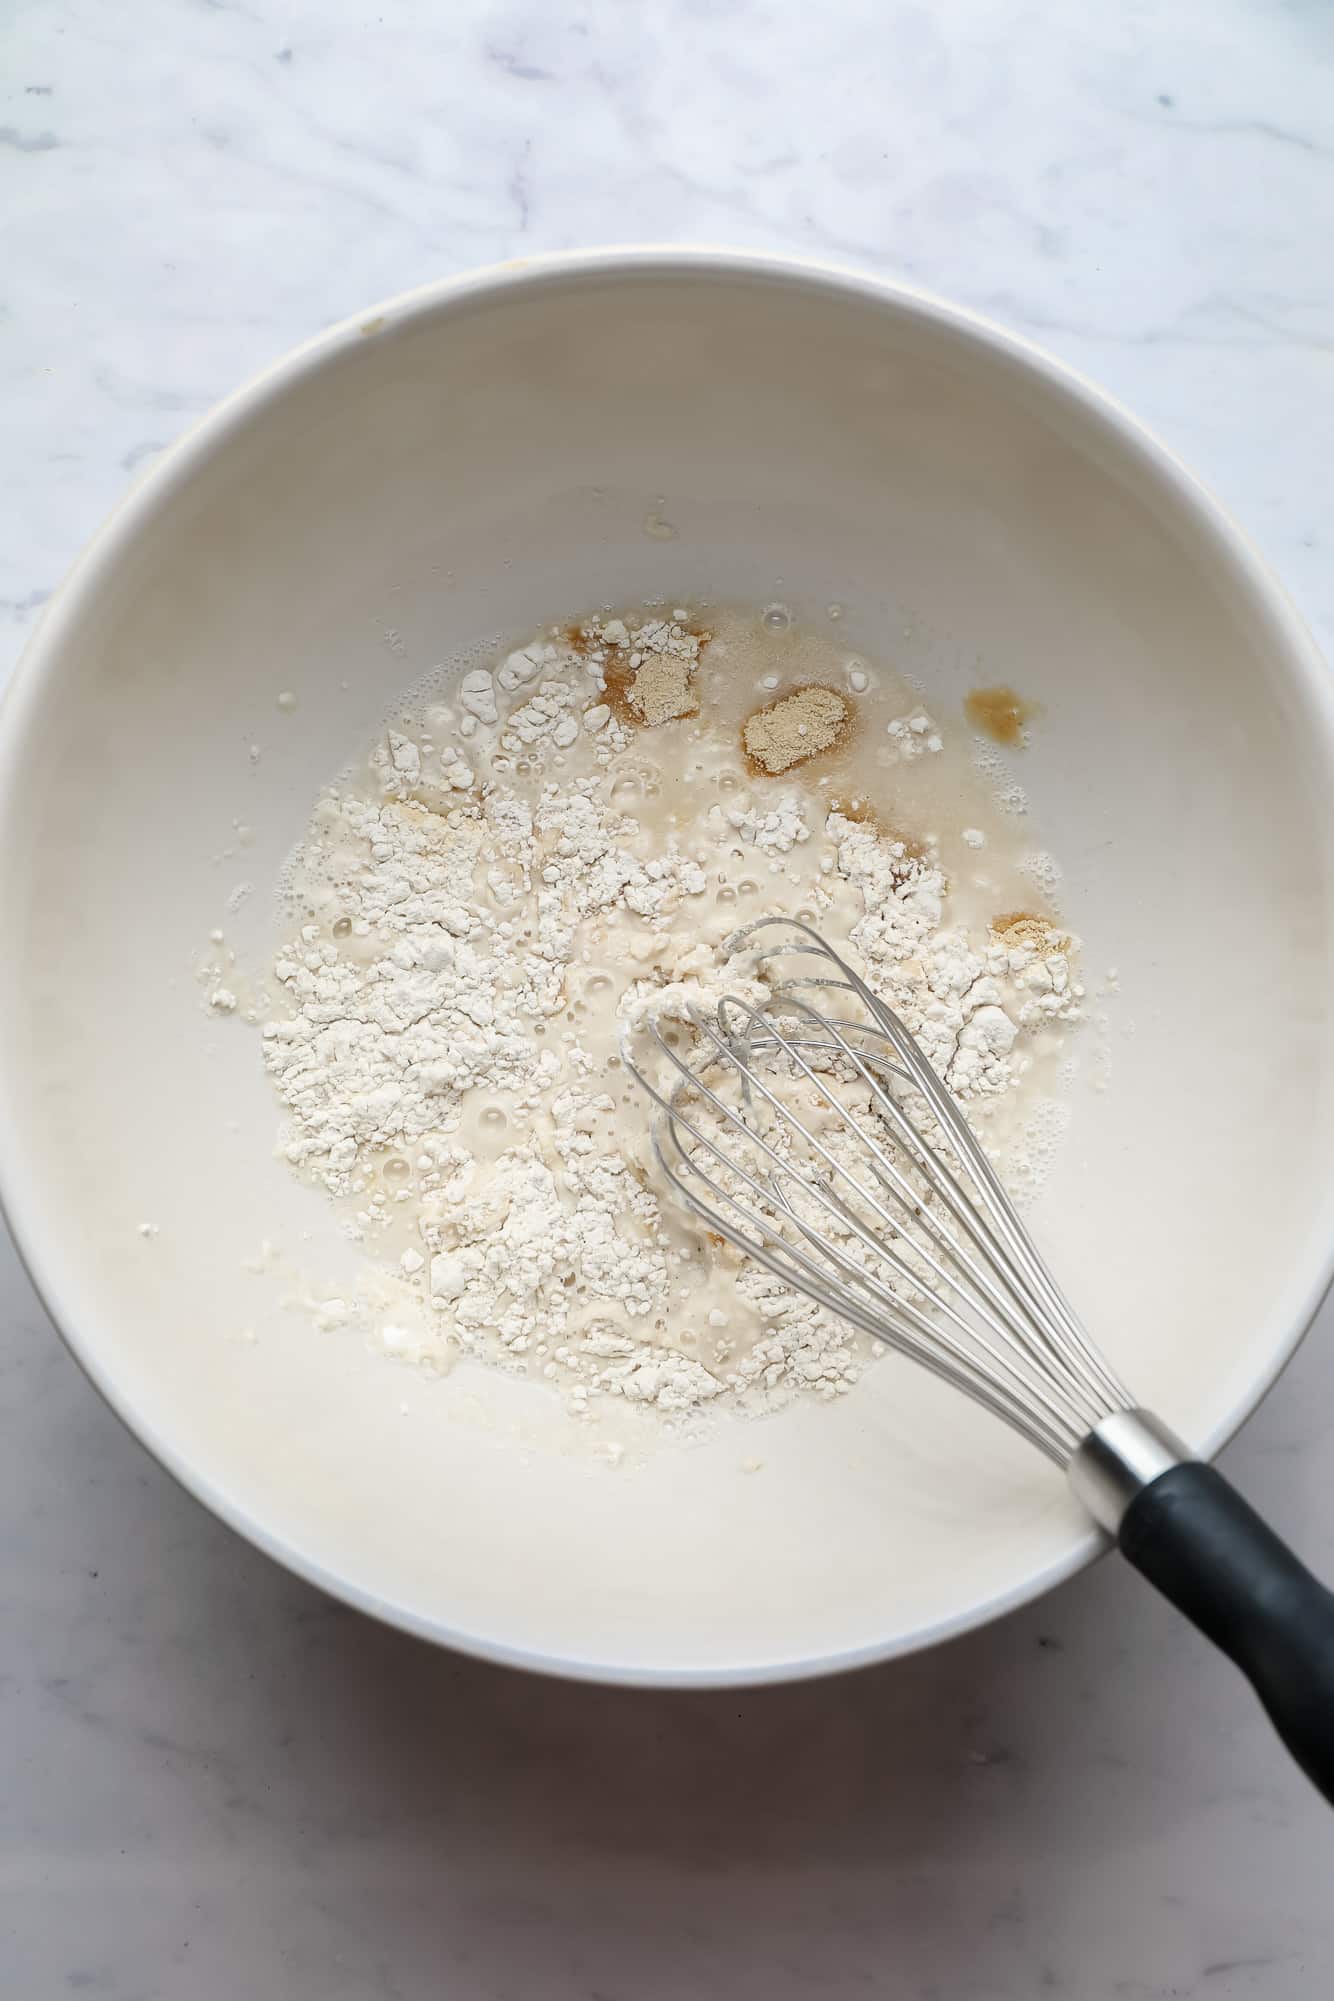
xmin=1119 ymin=1461 xmax=1334 ymax=1805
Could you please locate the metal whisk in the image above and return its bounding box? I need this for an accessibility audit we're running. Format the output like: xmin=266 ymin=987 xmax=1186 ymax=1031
xmin=624 ymin=917 xmax=1334 ymax=1804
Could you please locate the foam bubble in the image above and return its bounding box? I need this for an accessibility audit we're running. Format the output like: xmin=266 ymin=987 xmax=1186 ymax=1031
xmin=999 ymin=1095 xmax=1073 ymax=1209
xmin=1020 ymin=849 xmax=1062 ymax=896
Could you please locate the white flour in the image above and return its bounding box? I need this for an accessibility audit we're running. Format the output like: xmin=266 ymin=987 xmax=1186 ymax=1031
xmin=235 ymin=607 xmax=1082 ymax=1422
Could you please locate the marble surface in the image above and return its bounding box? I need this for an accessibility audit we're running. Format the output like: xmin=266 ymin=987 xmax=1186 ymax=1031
xmin=5 ymin=1 xmax=1334 ymax=1993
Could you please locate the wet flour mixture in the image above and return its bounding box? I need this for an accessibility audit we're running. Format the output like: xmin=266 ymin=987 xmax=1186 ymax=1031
xmin=209 ymin=606 xmax=1082 ymax=1423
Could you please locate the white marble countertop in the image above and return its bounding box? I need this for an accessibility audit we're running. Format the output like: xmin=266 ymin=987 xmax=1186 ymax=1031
xmin=6 ymin=3 xmax=1334 ymax=1994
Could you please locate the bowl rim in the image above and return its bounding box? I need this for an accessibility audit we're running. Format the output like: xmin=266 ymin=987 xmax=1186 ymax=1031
xmin=4 ymin=243 xmax=1334 ymax=1687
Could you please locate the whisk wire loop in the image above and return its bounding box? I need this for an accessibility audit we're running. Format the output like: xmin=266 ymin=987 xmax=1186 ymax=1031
xmin=622 ymin=917 xmax=1133 ymax=1466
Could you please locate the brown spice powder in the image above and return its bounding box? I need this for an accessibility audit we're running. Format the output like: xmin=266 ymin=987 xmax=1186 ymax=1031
xmin=743 ymin=685 xmax=851 ymax=775
xmin=579 ymin=624 xmax=703 ymax=730
xmin=626 ymin=651 xmax=699 ymax=726
xmin=991 ymin=910 xmax=1070 ymax=953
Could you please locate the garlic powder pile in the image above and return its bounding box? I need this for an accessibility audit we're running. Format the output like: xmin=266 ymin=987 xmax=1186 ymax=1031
xmin=229 ymin=606 xmax=1082 ymax=1421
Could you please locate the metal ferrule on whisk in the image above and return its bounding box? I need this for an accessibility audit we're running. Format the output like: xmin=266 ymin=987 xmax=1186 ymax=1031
xmin=1069 ymin=1410 xmax=1190 ymax=1534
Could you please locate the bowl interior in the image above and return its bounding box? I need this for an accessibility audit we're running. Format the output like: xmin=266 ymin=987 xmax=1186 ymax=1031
xmin=4 ymin=256 xmax=1334 ymax=1680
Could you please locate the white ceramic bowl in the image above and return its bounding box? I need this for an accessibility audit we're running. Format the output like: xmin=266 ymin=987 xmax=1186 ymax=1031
xmin=4 ymin=249 xmax=1334 ymax=1685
